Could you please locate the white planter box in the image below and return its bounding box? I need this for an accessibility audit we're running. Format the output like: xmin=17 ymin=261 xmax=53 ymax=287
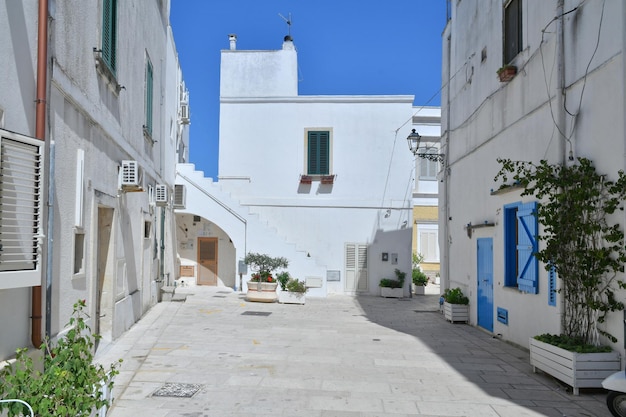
xmin=380 ymin=287 xmax=404 ymax=298
xmin=279 ymin=291 xmax=306 ymax=305
xmin=443 ymin=302 xmax=469 ymax=323
xmin=413 ymin=284 xmax=426 ymax=295
xmin=529 ymin=337 xmax=620 ymax=395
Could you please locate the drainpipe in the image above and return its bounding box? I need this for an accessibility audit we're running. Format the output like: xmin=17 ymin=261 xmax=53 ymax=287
xmin=557 ymin=0 xmax=567 ymax=166
xmin=556 ymin=0 xmax=567 ymax=332
xmin=32 ymin=0 xmax=49 ymax=348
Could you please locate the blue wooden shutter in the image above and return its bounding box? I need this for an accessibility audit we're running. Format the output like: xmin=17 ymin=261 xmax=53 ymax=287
xmin=307 ymin=131 xmax=329 ymax=175
xmin=102 ymin=0 xmax=117 ymax=74
xmin=517 ymin=202 xmax=538 ymax=294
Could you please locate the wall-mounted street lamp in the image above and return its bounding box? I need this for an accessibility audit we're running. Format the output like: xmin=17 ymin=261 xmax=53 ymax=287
xmin=406 ymin=129 xmax=445 ymax=163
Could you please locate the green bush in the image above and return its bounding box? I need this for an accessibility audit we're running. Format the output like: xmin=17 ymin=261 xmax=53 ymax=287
xmin=443 ymin=287 xmax=469 ymax=305
xmin=379 ymin=269 xmax=406 ymax=288
xmin=285 ymin=278 xmax=307 ymax=293
xmin=276 ymin=271 xmax=291 ymax=291
xmin=534 ymin=333 xmax=612 ymax=353
xmin=412 ymin=268 xmax=429 ymax=286
xmin=0 ymin=300 xmax=122 ymax=417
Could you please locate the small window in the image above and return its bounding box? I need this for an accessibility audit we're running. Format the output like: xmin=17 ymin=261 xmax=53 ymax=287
xmin=144 ymin=55 xmax=154 ymax=138
xmin=417 ymin=225 xmax=439 ymax=263
xmin=306 ymin=130 xmax=331 ymax=175
xmin=74 ymin=232 xmax=85 ymax=275
xmin=504 ymin=0 xmax=523 ymax=63
xmin=419 ymin=150 xmax=439 ymax=180
xmin=144 ymin=221 xmax=152 ymax=239
xmin=101 ymin=0 xmax=118 ymax=75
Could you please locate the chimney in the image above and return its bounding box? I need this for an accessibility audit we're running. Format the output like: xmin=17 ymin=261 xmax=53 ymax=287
xmin=282 ymin=35 xmax=294 ymax=51
xmin=229 ymin=34 xmax=237 ymax=50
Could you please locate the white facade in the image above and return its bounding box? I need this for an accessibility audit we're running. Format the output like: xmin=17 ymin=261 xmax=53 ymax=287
xmin=0 ymin=0 xmax=186 ymax=360
xmin=176 ymin=36 xmax=415 ymax=297
xmin=442 ymin=0 xmax=626 ymax=353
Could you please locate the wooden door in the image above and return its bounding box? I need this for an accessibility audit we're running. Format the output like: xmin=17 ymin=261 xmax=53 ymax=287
xmin=197 ymin=237 xmax=218 ymax=286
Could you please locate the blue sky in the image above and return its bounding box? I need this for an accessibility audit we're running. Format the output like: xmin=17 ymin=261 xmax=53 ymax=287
xmin=170 ymin=1 xmax=447 ymax=179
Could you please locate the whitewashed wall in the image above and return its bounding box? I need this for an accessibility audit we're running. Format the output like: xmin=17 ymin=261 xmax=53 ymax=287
xmin=216 ymin=37 xmax=415 ymax=296
xmin=442 ymin=0 xmax=626 ymax=350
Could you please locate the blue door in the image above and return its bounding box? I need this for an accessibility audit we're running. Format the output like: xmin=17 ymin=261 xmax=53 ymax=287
xmin=477 ymin=238 xmax=494 ymax=332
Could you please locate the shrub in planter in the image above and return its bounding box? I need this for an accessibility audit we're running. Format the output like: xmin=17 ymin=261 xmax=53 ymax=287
xmin=442 ymin=287 xmax=469 ymax=305
xmin=379 ymin=269 xmax=406 ymax=289
xmin=0 ymin=300 xmax=122 ymax=417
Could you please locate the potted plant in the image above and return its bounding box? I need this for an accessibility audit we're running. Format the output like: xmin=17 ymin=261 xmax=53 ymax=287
xmin=411 ymin=253 xmax=429 ymax=295
xmin=0 ymin=300 xmax=122 ymax=417
xmin=244 ymin=252 xmax=289 ymax=303
xmin=496 ymin=158 xmax=626 ymax=394
xmin=442 ymin=287 xmax=469 ymax=323
xmin=279 ymin=277 xmax=308 ymax=305
xmin=379 ymin=268 xmax=406 ymax=298
xmin=497 ymin=64 xmax=517 ymax=82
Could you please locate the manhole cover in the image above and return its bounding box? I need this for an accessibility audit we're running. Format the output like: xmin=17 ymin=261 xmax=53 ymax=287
xmin=213 ymin=295 xmax=227 ymax=298
xmin=217 ymin=291 xmax=231 ymax=294
xmin=241 ymin=311 xmax=272 ymax=316
xmin=153 ymin=383 xmax=201 ymax=398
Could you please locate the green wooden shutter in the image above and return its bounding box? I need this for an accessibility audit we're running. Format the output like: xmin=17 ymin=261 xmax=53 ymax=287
xmin=517 ymin=202 xmax=538 ymax=294
xmin=102 ymin=0 xmax=117 ymax=74
xmin=145 ymin=59 xmax=153 ymax=135
xmin=307 ymin=131 xmax=329 ymax=175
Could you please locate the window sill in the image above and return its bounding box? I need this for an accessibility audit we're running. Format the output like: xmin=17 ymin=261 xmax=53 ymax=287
xmin=490 ymin=183 xmax=523 ymax=195
xmin=94 ymin=50 xmax=123 ymax=95
xmin=300 ymin=174 xmax=335 ymax=184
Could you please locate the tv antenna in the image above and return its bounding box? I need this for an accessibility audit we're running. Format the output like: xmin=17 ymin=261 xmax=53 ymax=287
xmin=278 ymin=13 xmax=292 ymax=37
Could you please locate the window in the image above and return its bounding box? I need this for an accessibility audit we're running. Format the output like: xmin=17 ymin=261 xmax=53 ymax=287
xmin=73 ymin=232 xmax=85 ymax=275
xmin=504 ymin=0 xmax=522 ymax=63
xmin=144 ymin=55 xmax=154 ymax=137
xmin=306 ymin=130 xmax=330 ymax=175
xmin=0 ymin=129 xmax=45 ymax=289
xmin=419 ymin=149 xmax=439 ymax=180
xmin=417 ymin=225 xmax=439 ymax=262
xmin=101 ymin=0 xmax=117 ymax=75
xmin=504 ymin=201 xmax=538 ymax=293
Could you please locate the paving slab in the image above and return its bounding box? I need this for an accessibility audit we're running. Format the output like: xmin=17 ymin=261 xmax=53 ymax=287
xmin=95 ymin=285 xmax=612 ymax=416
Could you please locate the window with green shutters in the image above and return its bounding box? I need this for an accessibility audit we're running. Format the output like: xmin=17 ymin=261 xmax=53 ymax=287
xmin=101 ymin=0 xmax=117 ymax=75
xmin=307 ymin=131 xmax=330 ymax=175
xmin=144 ymin=57 xmax=154 ymax=137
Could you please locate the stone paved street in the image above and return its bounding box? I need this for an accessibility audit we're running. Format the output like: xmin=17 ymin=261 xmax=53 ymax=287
xmin=95 ymin=286 xmax=610 ymax=417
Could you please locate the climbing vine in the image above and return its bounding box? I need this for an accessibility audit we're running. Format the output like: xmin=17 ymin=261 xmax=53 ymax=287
xmin=495 ymin=157 xmax=626 ymax=345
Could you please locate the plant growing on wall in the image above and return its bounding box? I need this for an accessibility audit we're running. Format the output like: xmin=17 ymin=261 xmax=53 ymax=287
xmin=495 ymin=157 xmax=626 ymax=346
xmin=0 ymin=300 xmax=122 ymax=417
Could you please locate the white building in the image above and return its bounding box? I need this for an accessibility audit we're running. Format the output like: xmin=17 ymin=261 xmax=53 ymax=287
xmin=441 ymin=0 xmax=626 ymax=353
xmin=410 ymin=107 xmax=442 ymax=280
xmin=176 ymin=35 xmax=415 ymax=297
xmin=0 ymin=0 xmax=187 ymax=360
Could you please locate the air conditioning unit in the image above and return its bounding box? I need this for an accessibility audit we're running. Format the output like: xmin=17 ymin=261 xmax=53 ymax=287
xmin=120 ymin=160 xmax=142 ymax=191
xmin=180 ymin=104 xmax=190 ymax=124
xmin=155 ymin=184 xmax=168 ymax=205
xmin=173 ymin=184 xmax=186 ymax=209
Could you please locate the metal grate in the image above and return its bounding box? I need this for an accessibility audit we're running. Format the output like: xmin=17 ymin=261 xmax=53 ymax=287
xmin=241 ymin=311 xmax=271 ymax=317
xmin=152 ymin=383 xmax=201 ymax=398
